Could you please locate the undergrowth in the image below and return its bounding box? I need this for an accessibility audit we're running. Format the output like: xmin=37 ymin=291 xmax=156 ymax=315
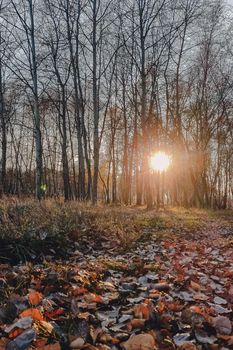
xmin=0 ymin=198 xmax=231 ymax=263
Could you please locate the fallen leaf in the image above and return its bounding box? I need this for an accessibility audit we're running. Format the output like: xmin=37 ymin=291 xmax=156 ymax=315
xmin=20 ymin=308 xmax=44 ymax=321
xmin=190 ymin=281 xmax=201 ymax=291
xmin=217 ymin=334 xmax=233 ymax=346
xmin=8 ymin=328 xmax=24 ymax=340
xmin=134 ymin=303 xmax=150 ymax=320
xmin=122 ymin=333 xmax=156 ymax=350
xmin=193 ymin=293 xmax=209 ymax=301
xmin=228 ymin=286 xmax=233 ymax=303
xmin=213 ymin=316 xmax=232 ymax=335
xmin=33 ymin=338 xmax=48 ymax=348
xmin=119 ymin=315 xmax=132 ymax=323
xmin=84 ymin=293 xmax=104 ymax=304
xmin=0 ymin=338 xmax=9 ymax=350
xmin=194 ymin=329 xmax=217 ymax=344
xmin=173 ymin=334 xmax=191 ymax=347
xmin=6 ymin=329 xmax=36 ymax=350
xmin=45 ymin=308 xmax=64 ymax=319
xmin=38 ymin=320 xmax=54 ymax=335
xmin=5 ymin=317 xmax=33 ymax=333
xmin=152 ymin=283 xmax=170 ymax=291
xmin=70 ymin=337 xmax=85 ymax=349
xmin=208 ymin=303 xmax=231 ymax=314
xmin=99 ymin=334 xmax=113 ymax=343
xmin=28 ymin=291 xmax=43 ymax=306
xmin=130 ymin=318 xmax=146 ymax=329
xmin=72 ymin=287 xmax=88 ymax=296
xmin=213 ymin=296 xmax=227 ymax=305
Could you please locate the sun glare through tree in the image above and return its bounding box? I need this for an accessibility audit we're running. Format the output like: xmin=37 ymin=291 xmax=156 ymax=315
xmin=149 ymin=152 xmax=171 ymax=172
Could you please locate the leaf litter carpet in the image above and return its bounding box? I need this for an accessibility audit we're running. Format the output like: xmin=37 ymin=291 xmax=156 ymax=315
xmin=0 ymin=222 xmax=232 ymax=350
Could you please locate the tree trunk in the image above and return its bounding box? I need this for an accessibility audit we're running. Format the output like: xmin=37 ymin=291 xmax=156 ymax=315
xmin=0 ymin=53 xmax=6 ymax=195
xmin=92 ymin=0 xmax=99 ymax=205
xmin=29 ymin=0 xmax=43 ymax=200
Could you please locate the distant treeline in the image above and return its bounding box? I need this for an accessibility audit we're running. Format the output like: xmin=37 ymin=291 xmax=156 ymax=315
xmin=0 ymin=0 xmax=232 ymax=208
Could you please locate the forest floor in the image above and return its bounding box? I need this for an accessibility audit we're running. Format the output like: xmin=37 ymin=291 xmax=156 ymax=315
xmin=0 ymin=202 xmax=232 ymax=350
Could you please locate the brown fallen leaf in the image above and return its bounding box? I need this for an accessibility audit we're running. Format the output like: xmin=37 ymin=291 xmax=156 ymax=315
xmin=167 ymin=300 xmax=184 ymax=312
xmin=33 ymin=338 xmax=48 ymax=348
xmin=70 ymin=337 xmax=85 ymax=349
xmin=89 ymin=326 xmax=102 ymax=344
xmin=121 ymin=333 xmax=157 ymax=350
xmin=193 ymin=293 xmax=209 ymax=301
xmin=78 ymin=312 xmax=91 ymax=320
xmin=72 ymin=287 xmax=88 ymax=296
xmin=130 ymin=318 xmax=146 ymax=329
xmin=84 ymin=293 xmax=104 ymax=304
xmin=217 ymin=334 xmax=233 ymax=346
xmin=112 ymin=337 xmax=120 ymax=344
xmin=0 ymin=338 xmax=9 ymax=350
xmin=190 ymin=280 xmax=201 ymax=291
xmin=77 ymin=302 xmax=97 ymax=310
xmin=99 ymin=334 xmax=113 ymax=344
xmin=152 ymin=283 xmax=170 ymax=291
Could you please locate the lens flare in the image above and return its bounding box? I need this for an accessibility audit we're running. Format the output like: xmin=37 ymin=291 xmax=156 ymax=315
xmin=149 ymin=152 xmax=171 ymax=172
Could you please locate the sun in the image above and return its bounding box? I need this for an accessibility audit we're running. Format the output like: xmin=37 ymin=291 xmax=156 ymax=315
xmin=149 ymin=152 xmax=171 ymax=172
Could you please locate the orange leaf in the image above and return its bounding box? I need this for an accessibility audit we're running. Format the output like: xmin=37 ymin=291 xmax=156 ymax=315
xmin=163 ymin=241 xmax=176 ymax=248
xmin=28 ymin=291 xmax=43 ymax=306
xmin=112 ymin=337 xmax=120 ymax=344
xmin=72 ymin=287 xmax=88 ymax=296
xmin=20 ymin=308 xmax=44 ymax=321
xmin=189 ymin=305 xmax=204 ymax=315
xmin=134 ymin=303 xmax=150 ymax=320
xmin=157 ymin=301 xmax=165 ymax=313
xmin=45 ymin=308 xmax=65 ymax=320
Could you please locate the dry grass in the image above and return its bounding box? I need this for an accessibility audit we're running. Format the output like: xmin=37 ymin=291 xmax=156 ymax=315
xmin=0 ymin=198 xmax=231 ymax=263
xmin=0 ymin=199 xmax=143 ymax=258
